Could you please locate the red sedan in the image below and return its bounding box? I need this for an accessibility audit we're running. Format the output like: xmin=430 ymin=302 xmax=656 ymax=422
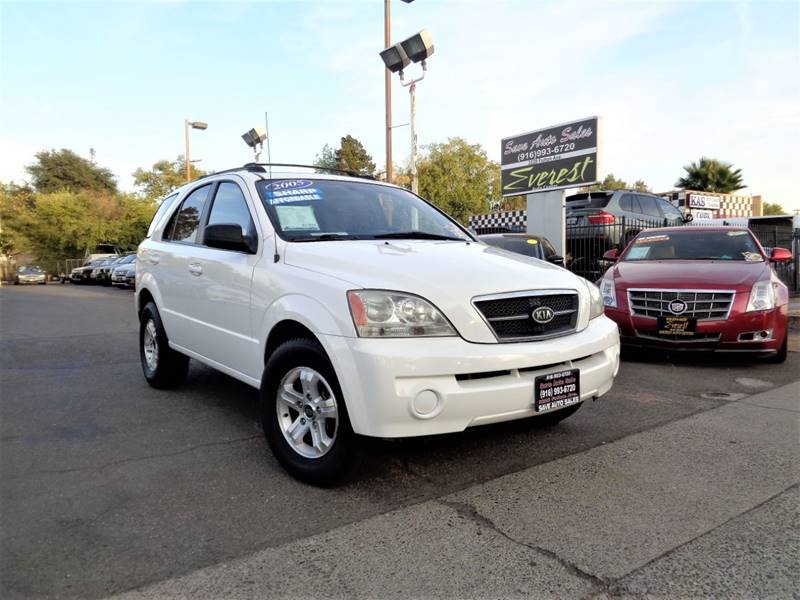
xmin=599 ymin=227 xmax=792 ymax=362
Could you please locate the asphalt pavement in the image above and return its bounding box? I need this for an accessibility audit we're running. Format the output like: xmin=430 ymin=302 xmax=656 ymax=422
xmin=1 ymin=284 xmax=798 ymax=599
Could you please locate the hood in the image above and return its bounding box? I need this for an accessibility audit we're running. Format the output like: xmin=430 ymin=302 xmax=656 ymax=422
xmin=284 ymin=240 xmax=592 ymax=343
xmin=608 ymin=260 xmax=769 ymax=291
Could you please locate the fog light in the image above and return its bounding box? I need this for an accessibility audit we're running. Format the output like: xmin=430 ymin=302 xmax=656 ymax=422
xmin=412 ymin=389 xmax=440 ymax=418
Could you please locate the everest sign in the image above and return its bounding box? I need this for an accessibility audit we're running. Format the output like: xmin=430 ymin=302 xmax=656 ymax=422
xmin=501 ymin=117 xmax=599 ymax=197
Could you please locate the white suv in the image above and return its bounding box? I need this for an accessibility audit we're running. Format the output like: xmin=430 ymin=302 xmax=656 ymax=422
xmin=136 ymin=165 xmax=620 ymax=485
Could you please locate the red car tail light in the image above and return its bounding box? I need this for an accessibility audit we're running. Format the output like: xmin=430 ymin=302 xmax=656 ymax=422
xmin=588 ymin=210 xmax=616 ymax=225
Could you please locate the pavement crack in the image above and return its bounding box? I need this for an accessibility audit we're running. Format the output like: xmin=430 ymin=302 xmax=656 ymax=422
xmin=2 ymin=435 xmax=261 ymax=480
xmin=438 ymin=499 xmax=607 ymax=589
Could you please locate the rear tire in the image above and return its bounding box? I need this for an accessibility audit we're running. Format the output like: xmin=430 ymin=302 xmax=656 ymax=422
xmin=533 ymin=402 xmax=583 ymax=428
xmin=261 ymin=338 xmax=363 ymax=486
xmin=139 ymin=301 xmax=189 ymax=389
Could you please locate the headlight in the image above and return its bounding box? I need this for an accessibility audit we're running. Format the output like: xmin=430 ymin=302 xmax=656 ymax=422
xmin=347 ymin=290 xmax=456 ymax=337
xmin=585 ymin=280 xmax=605 ymax=320
xmin=746 ymin=280 xmax=775 ymax=312
xmin=599 ymin=277 xmax=617 ymax=308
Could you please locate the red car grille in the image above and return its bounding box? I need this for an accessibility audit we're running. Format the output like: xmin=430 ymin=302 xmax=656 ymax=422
xmin=627 ymin=289 xmax=735 ymax=321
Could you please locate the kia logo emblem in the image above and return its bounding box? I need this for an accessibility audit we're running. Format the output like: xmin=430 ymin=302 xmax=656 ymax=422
xmin=668 ymin=299 xmax=687 ymax=315
xmin=531 ymin=306 xmax=555 ymax=324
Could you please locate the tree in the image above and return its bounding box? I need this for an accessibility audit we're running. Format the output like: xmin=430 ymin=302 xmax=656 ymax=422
xmin=313 ymin=144 xmax=338 ymax=172
xmin=25 ymin=149 xmax=117 ymax=193
xmin=676 ymin=157 xmax=745 ymax=193
xmin=583 ymin=174 xmax=649 ymax=192
xmin=132 ymin=156 xmax=206 ymax=200
xmin=314 ymin=136 xmax=376 ymax=176
xmin=762 ymin=202 xmax=786 ymax=216
xmin=416 ymin=137 xmax=499 ymax=223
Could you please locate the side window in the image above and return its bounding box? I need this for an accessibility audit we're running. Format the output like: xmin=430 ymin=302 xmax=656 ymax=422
xmin=148 ymin=193 xmax=178 ymax=238
xmin=659 ymin=199 xmax=683 ymax=221
xmin=167 ymin=185 xmax=211 ymax=243
xmin=619 ymin=194 xmax=634 ymax=212
xmin=206 ymin=182 xmax=255 ymax=237
xmin=637 ymin=195 xmax=662 ymax=219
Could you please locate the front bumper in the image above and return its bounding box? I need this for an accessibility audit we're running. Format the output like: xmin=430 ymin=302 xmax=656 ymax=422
xmin=605 ymin=305 xmax=788 ymax=353
xmin=320 ymin=316 xmax=620 ymax=438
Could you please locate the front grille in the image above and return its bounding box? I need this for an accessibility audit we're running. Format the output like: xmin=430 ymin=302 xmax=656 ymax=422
xmin=473 ymin=291 xmax=579 ymax=342
xmin=627 ymin=289 xmax=735 ymax=321
xmin=635 ymin=331 xmax=722 ymax=343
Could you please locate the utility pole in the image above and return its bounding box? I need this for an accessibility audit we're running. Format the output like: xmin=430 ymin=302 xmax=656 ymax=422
xmin=184 ymin=120 xmax=191 ymax=182
xmin=400 ymin=62 xmax=426 ymax=195
xmin=384 ymin=0 xmax=393 ymax=184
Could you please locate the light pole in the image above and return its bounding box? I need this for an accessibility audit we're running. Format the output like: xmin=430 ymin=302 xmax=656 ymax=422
xmin=383 ymin=0 xmax=416 ymax=184
xmin=184 ymin=119 xmax=208 ymax=182
xmin=380 ymin=29 xmax=434 ymax=194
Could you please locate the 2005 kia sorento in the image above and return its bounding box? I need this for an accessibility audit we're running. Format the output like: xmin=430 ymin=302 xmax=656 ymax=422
xmin=136 ymin=164 xmax=620 ymax=485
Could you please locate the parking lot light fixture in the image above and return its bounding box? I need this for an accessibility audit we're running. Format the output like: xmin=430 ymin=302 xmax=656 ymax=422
xmin=381 ymin=29 xmax=433 ymax=194
xmin=184 ymin=119 xmax=208 ymax=182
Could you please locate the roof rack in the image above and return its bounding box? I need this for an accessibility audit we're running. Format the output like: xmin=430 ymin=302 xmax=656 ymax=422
xmin=243 ymin=163 xmax=376 ymax=180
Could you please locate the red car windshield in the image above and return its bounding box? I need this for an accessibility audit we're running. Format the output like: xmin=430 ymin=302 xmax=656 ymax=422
xmin=623 ymin=230 xmax=764 ymax=262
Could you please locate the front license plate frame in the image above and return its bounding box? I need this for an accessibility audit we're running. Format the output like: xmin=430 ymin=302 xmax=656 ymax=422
xmin=534 ymin=368 xmax=581 ymax=413
xmin=656 ymin=315 xmax=697 ymax=337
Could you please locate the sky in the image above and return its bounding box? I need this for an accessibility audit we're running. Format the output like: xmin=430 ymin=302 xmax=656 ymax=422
xmin=1 ymin=0 xmax=799 ymax=211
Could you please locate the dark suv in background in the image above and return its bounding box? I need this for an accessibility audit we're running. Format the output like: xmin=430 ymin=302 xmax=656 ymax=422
xmin=566 ymin=190 xmax=691 ymax=276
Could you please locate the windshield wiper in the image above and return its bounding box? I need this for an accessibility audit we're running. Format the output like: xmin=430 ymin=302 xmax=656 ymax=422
xmin=290 ymin=233 xmax=362 ymax=242
xmin=373 ymin=231 xmax=465 ymax=241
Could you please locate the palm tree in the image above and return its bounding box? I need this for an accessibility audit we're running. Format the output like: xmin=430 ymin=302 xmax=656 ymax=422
xmin=675 ymin=157 xmax=745 ymax=193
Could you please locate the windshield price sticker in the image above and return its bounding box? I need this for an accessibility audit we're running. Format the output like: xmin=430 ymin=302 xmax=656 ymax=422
xmin=268 ymin=188 xmax=324 ymax=205
xmin=501 ymin=116 xmax=599 ymax=196
xmin=635 ymin=234 xmax=670 ymax=244
xmin=534 ymin=368 xmax=580 ymax=413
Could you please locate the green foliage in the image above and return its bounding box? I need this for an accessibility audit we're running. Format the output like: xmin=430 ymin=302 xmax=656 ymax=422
xmin=25 ymin=149 xmax=117 ymax=193
xmin=762 ymin=202 xmax=786 ymax=216
xmin=314 ymin=144 xmax=338 ymax=172
xmin=314 ymin=136 xmax=376 ymax=176
xmin=132 ymin=156 xmax=207 ymax=200
xmin=676 ymin=157 xmax=745 ymax=193
xmin=583 ymin=174 xmax=649 ymax=192
xmin=416 ymin=137 xmax=499 ymax=223
xmin=1 ymin=185 xmax=156 ymax=262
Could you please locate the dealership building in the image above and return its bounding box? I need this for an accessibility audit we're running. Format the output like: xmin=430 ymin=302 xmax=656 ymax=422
xmin=658 ymin=190 xmax=764 ymax=220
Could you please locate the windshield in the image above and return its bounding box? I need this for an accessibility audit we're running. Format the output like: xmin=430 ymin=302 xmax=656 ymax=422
xmin=18 ymin=266 xmax=43 ymax=274
xmin=255 ymin=179 xmax=471 ymax=242
xmin=622 ymin=230 xmax=764 ymax=262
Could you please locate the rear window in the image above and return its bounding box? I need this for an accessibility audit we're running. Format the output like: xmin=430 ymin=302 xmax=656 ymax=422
xmin=566 ymin=192 xmax=612 ymax=209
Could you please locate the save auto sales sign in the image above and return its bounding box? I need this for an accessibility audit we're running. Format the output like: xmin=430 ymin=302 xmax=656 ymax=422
xmin=501 ymin=116 xmax=599 ymax=197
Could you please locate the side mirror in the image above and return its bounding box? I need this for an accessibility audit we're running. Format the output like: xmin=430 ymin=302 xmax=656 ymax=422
xmin=602 ymin=248 xmax=619 ymax=262
xmin=770 ymin=247 xmax=792 ymax=263
xmin=204 ymin=223 xmax=257 ymax=254
xmin=547 ymin=255 xmax=565 ymax=266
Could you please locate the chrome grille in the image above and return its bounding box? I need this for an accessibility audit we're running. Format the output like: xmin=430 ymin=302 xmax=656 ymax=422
xmin=627 ymin=289 xmax=735 ymax=321
xmin=473 ymin=291 xmax=579 ymax=342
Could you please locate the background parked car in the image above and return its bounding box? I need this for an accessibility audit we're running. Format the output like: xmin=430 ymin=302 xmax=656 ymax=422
xmin=70 ymin=258 xmax=105 ymax=283
xmin=110 ymin=254 xmax=137 ymax=288
xmin=566 ymin=190 xmax=690 ymax=252
xmin=95 ymin=254 xmax=132 ymax=286
xmin=479 ymin=233 xmax=567 ymax=266
xmin=14 ymin=265 xmax=47 ymax=285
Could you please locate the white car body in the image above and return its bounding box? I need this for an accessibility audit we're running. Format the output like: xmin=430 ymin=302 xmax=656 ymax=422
xmin=136 ymin=170 xmax=620 ymax=438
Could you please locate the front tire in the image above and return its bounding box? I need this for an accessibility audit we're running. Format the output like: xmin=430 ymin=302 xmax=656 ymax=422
xmin=261 ymin=338 xmax=362 ymax=486
xmin=139 ymin=302 xmax=189 ymax=389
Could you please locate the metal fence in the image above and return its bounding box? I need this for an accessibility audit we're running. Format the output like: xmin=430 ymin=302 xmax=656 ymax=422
xmin=749 ymin=225 xmax=800 ymax=292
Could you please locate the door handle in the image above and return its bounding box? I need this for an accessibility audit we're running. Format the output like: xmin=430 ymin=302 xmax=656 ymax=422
xmin=188 ymin=263 xmax=203 ymax=276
